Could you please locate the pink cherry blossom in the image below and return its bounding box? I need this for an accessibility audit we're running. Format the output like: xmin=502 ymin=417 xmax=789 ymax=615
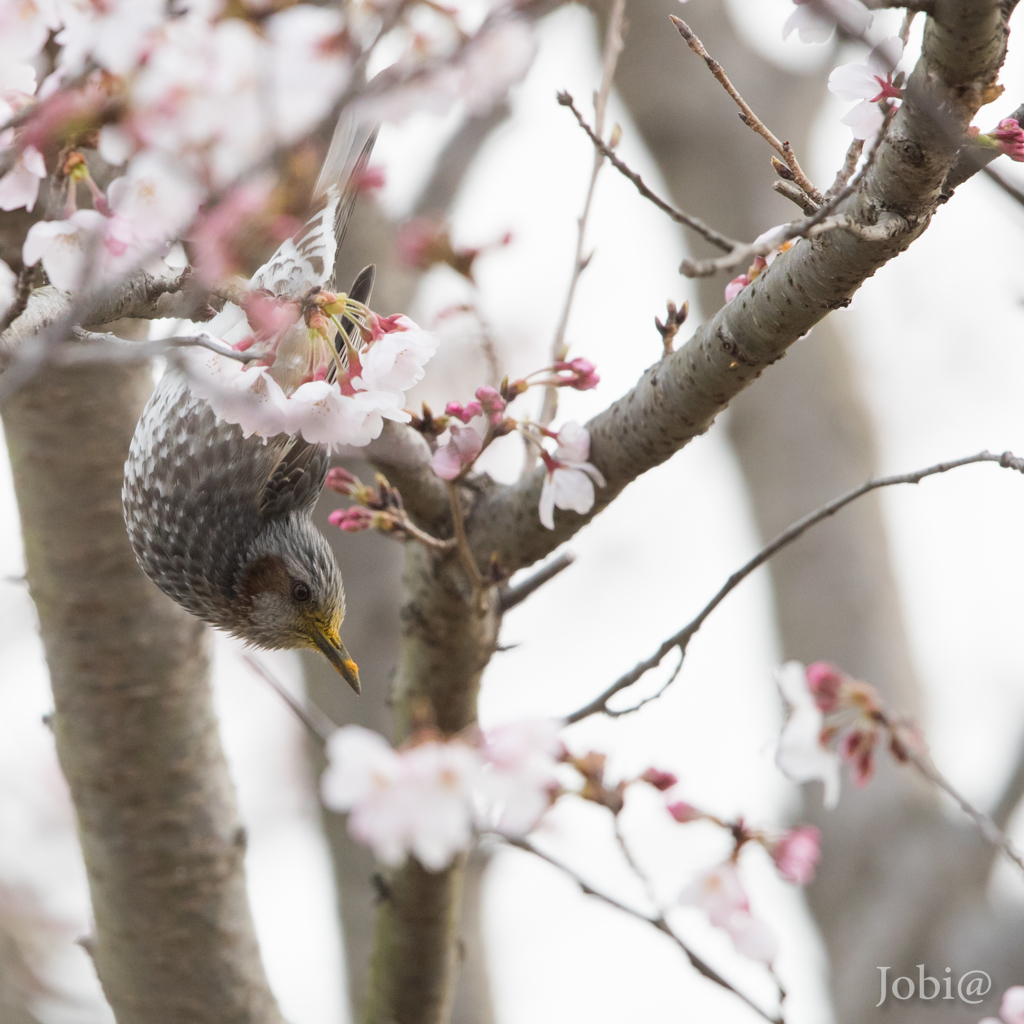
xmin=321 ymin=726 xmax=480 ymax=870
xmin=783 ymin=0 xmax=872 ymax=43
xmin=771 ymin=825 xmax=821 ymax=885
xmin=0 ymin=145 xmax=46 ymax=212
xmin=775 ymin=661 xmax=842 ymax=809
xmin=432 ymin=424 xmax=484 ymax=481
xmin=679 ymin=861 xmax=778 ymax=964
xmin=477 ymin=719 xmax=564 ymax=835
xmin=991 ymin=118 xmax=1024 ymax=161
xmin=1000 ymin=987 xmax=1024 ymax=1024
xmin=829 ymin=37 xmax=904 ymax=140
xmin=725 ymin=273 xmax=752 ymax=302
xmin=538 ymin=421 xmax=606 ymax=531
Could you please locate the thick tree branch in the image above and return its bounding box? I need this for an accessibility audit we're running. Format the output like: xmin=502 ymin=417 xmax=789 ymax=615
xmin=1 ymin=354 xmax=283 ymax=1024
xmin=466 ymin=0 xmax=1009 ymax=576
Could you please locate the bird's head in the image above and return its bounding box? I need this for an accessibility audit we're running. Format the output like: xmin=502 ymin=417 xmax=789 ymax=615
xmin=235 ymin=516 xmax=360 ymax=693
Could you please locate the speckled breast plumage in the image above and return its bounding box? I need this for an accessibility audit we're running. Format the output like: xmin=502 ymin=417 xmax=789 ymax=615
xmin=122 ymin=368 xmax=330 ymax=631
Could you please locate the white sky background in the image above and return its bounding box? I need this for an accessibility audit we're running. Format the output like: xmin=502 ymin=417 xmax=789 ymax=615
xmin=1 ymin=0 xmax=1024 ymax=1021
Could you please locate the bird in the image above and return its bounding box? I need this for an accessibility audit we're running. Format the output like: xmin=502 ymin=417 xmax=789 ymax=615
xmin=122 ymin=120 xmax=378 ymax=693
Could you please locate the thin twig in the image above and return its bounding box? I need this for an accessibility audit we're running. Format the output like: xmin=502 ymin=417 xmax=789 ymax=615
xmin=670 ymin=17 xmax=823 ymax=204
xmin=498 ymin=551 xmax=575 ymax=612
xmin=824 ymin=139 xmax=864 ymax=202
xmin=567 ymin=450 xmax=1024 ymax=723
xmin=558 ymin=93 xmax=736 ymax=252
xmin=772 ymin=179 xmax=820 ymax=215
xmin=536 ymin=0 xmax=628 ymax=439
xmin=243 ymin=654 xmax=336 ymax=745
xmin=983 ymin=164 xmax=1024 ymax=208
xmin=681 ymin=107 xmax=898 ymax=279
xmin=66 ymin=328 xmax=260 ymax=364
xmin=504 ymin=837 xmax=783 ymax=1024
xmin=895 ymin=736 xmax=1024 ymax=876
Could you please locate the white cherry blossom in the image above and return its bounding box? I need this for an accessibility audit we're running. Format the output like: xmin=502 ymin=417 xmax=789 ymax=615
xmin=283 ymin=382 xmax=409 ymax=448
xmin=321 ymin=726 xmax=481 ymax=870
xmin=56 ymin=0 xmax=165 ymax=75
xmin=828 ymin=37 xmax=904 ymax=140
xmin=679 ymin=861 xmax=778 ymax=964
xmin=0 ymin=145 xmax=46 ymax=212
xmin=22 ymin=210 xmax=111 ymax=290
xmin=783 ymin=0 xmax=872 ymax=44
xmin=774 ymin=661 xmax=841 ymax=808
xmin=0 ymin=0 xmax=62 ymax=62
xmin=106 ymin=152 xmax=202 ymax=249
xmin=476 ymin=719 xmax=563 ymax=836
xmin=355 ymin=316 xmax=437 ymax=395
xmin=538 ymin=421 xmax=606 ymax=530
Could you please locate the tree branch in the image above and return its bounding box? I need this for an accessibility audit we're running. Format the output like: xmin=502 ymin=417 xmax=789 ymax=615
xmin=567 ymin=450 xmax=1024 ymax=722
xmin=466 ymin=0 xmax=1009 ymax=577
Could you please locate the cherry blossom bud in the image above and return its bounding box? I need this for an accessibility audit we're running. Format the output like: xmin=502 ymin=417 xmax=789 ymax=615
xmin=328 ymin=507 xmax=375 ymax=533
xmin=805 ymin=661 xmax=843 ymax=713
xmin=771 ymin=825 xmax=821 ymax=885
xmin=667 ymin=800 xmax=702 ymax=823
xmin=991 ymin=118 xmax=1024 ymax=161
xmin=641 ymin=767 xmax=678 ymax=791
xmin=475 ymin=385 xmax=507 ymax=424
xmin=324 ymin=467 xmax=360 ymax=496
xmin=840 ymin=727 xmax=877 ymax=787
xmin=444 ymin=400 xmax=483 ymax=423
xmin=554 ymin=357 xmax=601 ymax=390
xmin=395 ymin=217 xmax=477 ymax=278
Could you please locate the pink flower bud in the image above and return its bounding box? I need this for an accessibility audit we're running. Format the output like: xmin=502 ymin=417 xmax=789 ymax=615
xmin=641 ymin=767 xmax=678 ymax=791
xmin=667 ymin=800 xmax=701 ymax=824
xmin=992 ymin=117 xmax=1024 ymax=161
xmin=325 ymin=467 xmax=359 ymax=496
xmin=328 ymin=507 xmax=374 ymax=533
xmin=840 ymin=727 xmax=877 ymax=787
xmin=771 ymin=825 xmax=821 ymax=885
xmin=554 ymin=357 xmax=601 ymax=391
xmin=444 ymin=400 xmax=483 ymax=424
xmin=805 ymin=661 xmax=843 ymax=713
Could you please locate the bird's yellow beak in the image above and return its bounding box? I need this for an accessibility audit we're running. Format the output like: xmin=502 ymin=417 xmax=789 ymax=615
xmin=311 ymin=625 xmax=361 ymax=694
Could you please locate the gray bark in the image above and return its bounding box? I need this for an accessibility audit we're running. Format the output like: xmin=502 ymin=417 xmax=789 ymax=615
xmin=1 ymin=323 xmax=284 ymax=1024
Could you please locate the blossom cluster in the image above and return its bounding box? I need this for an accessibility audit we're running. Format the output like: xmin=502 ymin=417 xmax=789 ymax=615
xmin=180 ymin=299 xmax=436 ymax=449
xmin=981 ymin=987 xmax=1024 ymax=1024
xmin=1 ymin=0 xmax=538 ymax=297
xmin=320 ymin=719 xmax=565 ymax=870
xmin=774 ymin=660 xmax=922 ymax=807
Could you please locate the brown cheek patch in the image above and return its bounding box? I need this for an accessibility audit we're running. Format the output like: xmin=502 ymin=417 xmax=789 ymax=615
xmin=237 ymin=555 xmax=291 ymax=614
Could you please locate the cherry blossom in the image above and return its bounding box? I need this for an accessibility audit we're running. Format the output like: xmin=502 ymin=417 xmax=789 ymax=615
xmin=538 ymin=421 xmax=606 ymax=530
xmin=775 ymin=661 xmax=842 ymax=808
xmin=354 ymin=316 xmax=438 ymax=395
xmin=0 ymin=145 xmax=46 ymax=212
xmin=0 ymin=60 xmax=37 ymax=128
xmin=56 ymin=0 xmax=165 ymax=76
xmin=106 ymin=152 xmax=202 ymax=250
xmin=476 ymin=719 xmax=564 ymax=835
xmin=783 ymin=0 xmax=872 ymax=43
xmin=321 ymin=726 xmax=480 ymax=870
xmin=828 ymin=37 xmax=904 ymax=139
xmin=770 ymin=825 xmax=821 ymax=885
xmin=1000 ymin=988 xmax=1024 ymax=1024
xmin=679 ymin=862 xmax=778 ymax=964
xmin=0 ymin=0 xmax=62 ymax=63
xmin=22 ymin=210 xmax=113 ymax=290
xmin=432 ymin=424 xmax=484 ymax=481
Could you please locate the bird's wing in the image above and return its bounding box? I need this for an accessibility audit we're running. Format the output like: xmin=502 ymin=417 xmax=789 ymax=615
xmin=252 ymin=117 xmax=378 ymax=298
xmin=258 ymin=435 xmax=331 ymax=519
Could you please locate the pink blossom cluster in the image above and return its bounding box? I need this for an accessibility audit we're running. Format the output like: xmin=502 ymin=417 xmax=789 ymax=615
xmin=180 ymin=305 xmax=436 ymax=450
xmin=774 ymin=660 xmax=916 ymax=806
xmin=320 ymin=719 xmax=565 ymax=870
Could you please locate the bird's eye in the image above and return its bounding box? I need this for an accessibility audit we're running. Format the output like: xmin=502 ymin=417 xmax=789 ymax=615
xmin=291 ymin=581 xmax=312 ymax=603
